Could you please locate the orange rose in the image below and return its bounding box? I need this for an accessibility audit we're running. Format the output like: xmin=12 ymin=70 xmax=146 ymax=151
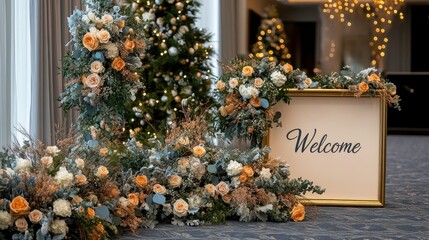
xmin=124 ymin=39 xmax=135 ymax=51
xmin=242 ymin=66 xmax=254 ymax=77
xmin=358 ymin=82 xmax=369 ymax=92
xmin=239 ymin=174 xmax=247 ymax=183
xmin=290 ymin=203 xmax=305 ymax=222
xmin=10 ymin=196 xmax=30 ymax=216
xmin=219 ymin=106 xmax=228 ymax=117
xmin=134 ymin=175 xmax=148 ymax=188
xmin=81 ymin=207 xmax=95 ymax=218
xmin=192 ymin=145 xmax=206 ymax=158
xmin=75 ymin=174 xmax=88 ymax=186
xmin=283 ymin=63 xmax=293 ymax=73
xmin=117 ymin=20 xmax=125 ymax=29
xmin=368 ymin=73 xmax=380 ymax=82
xmin=128 ymin=193 xmax=139 ymax=207
xmin=242 ymin=165 xmax=254 ymax=177
xmin=112 ymin=57 xmax=126 ymax=71
xmin=82 ymin=32 xmax=99 ymax=51
xmin=249 ymin=98 xmax=260 ymax=108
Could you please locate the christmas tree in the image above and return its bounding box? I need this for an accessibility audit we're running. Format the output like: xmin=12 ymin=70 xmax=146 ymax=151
xmin=125 ymin=0 xmax=215 ymax=142
xmin=250 ymin=5 xmax=291 ymax=64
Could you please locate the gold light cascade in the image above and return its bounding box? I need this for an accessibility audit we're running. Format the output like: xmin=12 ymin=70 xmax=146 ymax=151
xmin=323 ymin=0 xmax=405 ymax=69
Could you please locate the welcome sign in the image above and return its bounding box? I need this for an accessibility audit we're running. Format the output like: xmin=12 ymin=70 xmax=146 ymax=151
xmin=267 ymin=89 xmax=386 ymax=206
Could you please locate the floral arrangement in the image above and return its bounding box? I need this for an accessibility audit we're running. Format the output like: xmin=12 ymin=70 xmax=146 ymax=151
xmin=60 ymin=0 xmax=147 ymax=141
xmin=312 ymin=65 xmax=401 ymax=110
xmin=0 ymin=110 xmax=325 ymax=239
xmin=213 ymin=57 xmax=315 ymax=145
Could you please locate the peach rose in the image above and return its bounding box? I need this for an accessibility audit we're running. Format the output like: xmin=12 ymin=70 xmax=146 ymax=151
xmin=97 ymin=29 xmax=111 ymax=43
xmin=216 ymin=80 xmax=226 ymax=91
xmin=28 ymin=209 xmax=43 ymax=224
xmin=124 ymin=39 xmax=135 ymax=51
xmin=242 ymin=165 xmax=254 ymax=177
xmin=15 ymin=218 xmax=28 ymax=232
xmin=216 ymin=181 xmax=230 ymax=196
xmin=101 ymin=14 xmax=113 ymax=24
xmin=134 ymin=175 xmax=148 ymax=188
xmin=368 ymin=73 xmax=380 ymax=82
xmin=358 ymin=82 xmax=369 ymax=92
xmin=99 ymin=147 xmax=108 ymax=157
xmin=90 ymin=60 xmax=104 ymax=73
xmin=75 ymin=158 xmax=85 ymax=169
xmin=249 ymin=98 xmax=261 ymax=108
xmin=82 ymin=32 xmax=99 ymax=51
xmin=95 ymin=165 xmax=109 ymax=179
xmin=192 ymin=145 xmax=206 ymax=158
xmin=173 ymin=198 xmax=188 ymax=217
xmin=222 ymin=194 xmax=232 ymax=203
xmin=86 ymin=73 xmax=101 ymax=88
xmin=112 ymin=57 xmax=126 ymax=71
xmin=304 ymin=77 xmax=312 ymax=87
xmin=117 ymin=20 xmax=125 ymax=28
xmin=128 ymin=193 xmax=139 ymax=207
xmin=219 ymin=106 xmax=228 ymax=117
xmin=9 ymin=196 xmax=30 ymax=216
xmin=254 ymin=77 xmax=264 ymax=88
xmin=204 ymin=184 xmax=216 ymax=197
xmin=283 ymin=63 xmax=293 ymax=73
xmin=75 ymin=174 xmax=88 ymax=186
xmin=168 ymin=175 xmax=182 ymax=188
xmin=152 ymin=184 xmax=167 ymax=195
xmin=242 ymin=66 xmax=254 ymax=77
xmin=290 ymin=203 xmax=305 ymax=222
xmin=239 ymin=174 xmax=247 ymax=183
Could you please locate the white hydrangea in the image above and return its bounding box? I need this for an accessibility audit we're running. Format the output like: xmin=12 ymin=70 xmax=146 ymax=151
xmin=15 ymin=158 xmax=31 ymax=172
xmin=270 ymin=70 xmax=287 ymax=87
xmin=49 ymin=219 xmax=69 ymax=235
xmin=0 ymin=211 xmax=12 ymax=230
xmin=226 ymin=160 xmax=243 ymax=176
xmin=256 ymin=204 xmax=273 ymax=213
xmin=53 ymin=199 xmax=72 ymax=217
xmin=187 ymin=194 xmax=202 ymax=209
xmin=54 ymin=167 xmax=74 ymax=188
xmin=259 ymin=167 xmax=272 ymax=180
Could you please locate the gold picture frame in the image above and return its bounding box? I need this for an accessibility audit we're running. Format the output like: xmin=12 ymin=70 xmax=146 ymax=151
xmin=266 ymin=89 xmax=386 ymax=207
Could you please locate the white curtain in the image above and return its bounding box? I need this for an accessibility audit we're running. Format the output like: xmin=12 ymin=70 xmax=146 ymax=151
xmin=0 ymin=0 xmax=32 ymax=147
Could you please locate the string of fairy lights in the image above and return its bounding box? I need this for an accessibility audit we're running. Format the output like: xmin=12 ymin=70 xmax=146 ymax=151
xmin=323 ymin=0 xmax=405 ymax=68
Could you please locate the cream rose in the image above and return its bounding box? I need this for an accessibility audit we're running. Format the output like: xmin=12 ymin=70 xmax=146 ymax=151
xmin=40 ymin=156 xmax=53 ymax=168
xmin=204 ymin=184 xmax=216 ymax=197
xmin=118 ymin=197 xmax=129 ymax=208
xmin=86 ymin=73 xmax=101 ymax=88
xmin=49 ymin=219 xmax=68 ymax=235
xmin=97 ymin=29 xmax=111 ymax=43
xmin=99 ymin=147 xmax=108 ymax=157
xmin=168 ymin=175 xmax=182 ymax=188
xmin=153 ymin=184 xmax=167 ymax=195
xmin=101 ymin=14 xmax=114 ymax=24
xmin=173 ymin=198 xmax=188 ymax=217
xmin=229 ymin=77 xmax=239 ymax=88
xmin=90 ymin=60 xmax=104 ymax=73
xmin=226 ymin=160 xmax=243 ymax=176
xmin=242 ymin=66 xmax=254 ymax=77
xmin=53 ymin=199 xmax=72 ymax=217
xmin=216 ymin=181 xmax=230 ymax=196
xmin=82 ymin=32 xmax=99 ymax=51
xmin=0 ymin=211 xmax=12 ymax=230
xmin=15 ymin=218 xmax=28 ymax=232
xmin=75 ymin=158 xmax=85 ymax=169
xmin=95 ymin=165 xmax=109 ymax=179
xmin=259 ymin=167 xmax=272 ymax=180
xmin=29 ymin=209 xmax=44 ymax=224
xmin=54 ymin=167 xmax=74 ymax=188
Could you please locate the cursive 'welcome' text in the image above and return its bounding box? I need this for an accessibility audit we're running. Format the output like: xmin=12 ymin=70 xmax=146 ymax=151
xmin=286 ymin=128 xmax=361 ymax=154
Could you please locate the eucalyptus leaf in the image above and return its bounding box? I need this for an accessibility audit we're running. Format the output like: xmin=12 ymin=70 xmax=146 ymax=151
xmin=153 ymin=193 xmax=166 ymax=205
xmin=207 ymin=164 xmax=217 ymax=173
xmin=95 ymin=205 xmax=112 ymax=223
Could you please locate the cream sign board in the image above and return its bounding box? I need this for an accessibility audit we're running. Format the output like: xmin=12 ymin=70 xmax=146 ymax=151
xmin=267 ymin=89 xmax=386 ymax=206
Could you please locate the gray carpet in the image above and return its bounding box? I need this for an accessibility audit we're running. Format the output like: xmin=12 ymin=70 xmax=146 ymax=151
xmin=118 ymin=135 xmax=429 ymax=240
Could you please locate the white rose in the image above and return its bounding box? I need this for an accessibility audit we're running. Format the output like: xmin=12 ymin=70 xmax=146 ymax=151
xmin=53 ymin=199 xmax=72 ymax=217
xmin=15 ymin=158 xmax=31 ymax=172
xmin=231 ymin=176 xmax=240 ymax=188
xmin=49 ymin=219 xmax=68 ymax=235
xmin=89 ymin=26 xmax=99 ymax=34
xmin=0 ymin=211 xmax=12 ymax=230
xmin=247 ymin=86 xmax=259 ymax=98
xmin=260 ymin=167 xmax=272 ymax=180
xmin=54 ymin=167 xmax=74 ymax=188
xmin=238 ymin=85 xmax=251 ymax=99
xmin=46 ymin=146 xmax=61 ymax=156
xmin=90 ymin=61 xmax=104 ymax=73
xmin=226 ymin=160 xmax=243 ymax=176
xmin=87 ymin=11 xmax=96 ymax=22
xmin=82 ymin=15 xmax=90 ymax=24
xmin=270 ymin=71 xmax=287 ymax=87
